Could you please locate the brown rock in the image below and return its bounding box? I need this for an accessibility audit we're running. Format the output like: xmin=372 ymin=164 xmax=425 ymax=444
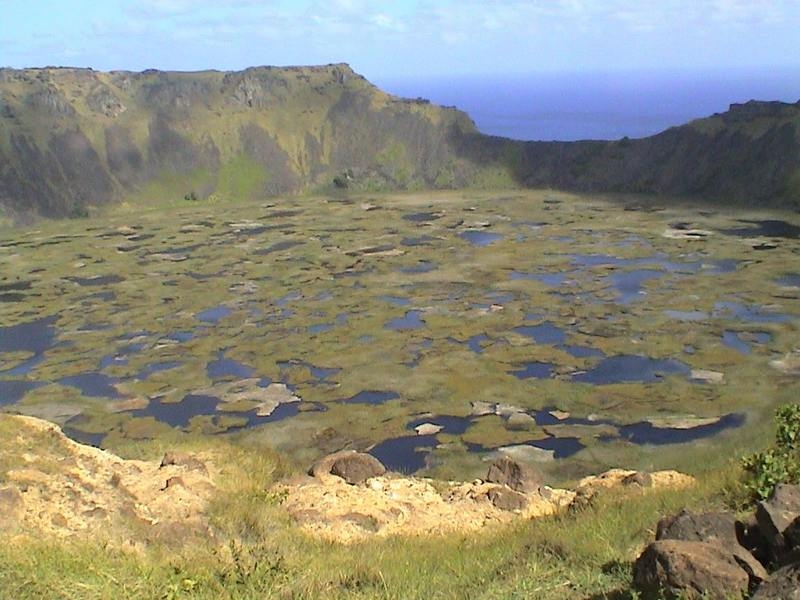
xmin=633 ymin=539 xmax=751 ymax=600
xmin=487 ymin=487 xmax=528 ymax=512
xmin=310 ymin=450 xmax=386 ymax=485
xmin=752 ymin=562 xmax=800 ymax=599
xmin=485 ymin=456 xmax=542 ymax=494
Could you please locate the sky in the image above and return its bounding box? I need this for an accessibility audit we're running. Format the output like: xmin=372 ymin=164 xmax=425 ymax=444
xmin=1 ymin=0 xmax=799 ymax=82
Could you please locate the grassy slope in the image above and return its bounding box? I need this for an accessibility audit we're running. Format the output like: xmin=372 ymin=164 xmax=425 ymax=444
xmin=0 ymin=429 xmax=744 ymax=600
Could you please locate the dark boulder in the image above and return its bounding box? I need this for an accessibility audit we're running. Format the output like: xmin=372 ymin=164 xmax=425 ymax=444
xmin=657 ymin=510 xmax=739 ymax=545
xmin=633 ymin=539 xmax=751 ymax=600
xmin=485 ymin=456 xmax=542 ymax=494
xmin=310 ymin=450 xmax=386 ymax=485
xmin=756 ymin=483 xmax=800 ymax=562
xmin=752 ymin=561 xmax=800 ymax=599
xmin=655 ymin=510 xmax=768 ymax=589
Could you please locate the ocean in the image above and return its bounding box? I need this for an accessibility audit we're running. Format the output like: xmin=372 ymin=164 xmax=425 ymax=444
xmin=376 ymin=68 xmax=800 ymax=142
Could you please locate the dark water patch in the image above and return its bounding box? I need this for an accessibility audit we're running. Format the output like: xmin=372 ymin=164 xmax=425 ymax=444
xmin=719 ymin=220 xmax=800 ymax=239
xmin=401 ymin=235 xmax=437 ymax=247
xmin=196 ymin=305 xmax=232 ymax=323
xmin=616 ymin=413 xmax=746 ymax=445
xmin=165 ymin=331 xmax=195 ymax=343
xmin=460 ymin=230 xmax=503 ymax=246
xmin=569 ymin=253 xmax=632 ymax=267
xmin=278 ymin=360 xmax=340 ymax=380
xmin=369 ymin=435 xmax=438 ymax=473
xmin=340 ymin=390 xmax=400 ymax=405
xmin=529 ymin=436 xmax=584 ymax=458
xmin=66 ymin=275 xmax=125 ymax=286
xmin=77 ymin=322 xmax=114 ymax=332
xmin=407 ymin=415 xmax=473 ymax=435
xmin=403 ymin=211 xmax=442 ymax=222
xmin=561 ymin=344 xmax=605 ymax=358
xmin=308 ymin=322 xmax=333 ymax=334
xmin=572 ymin=355 xmax=690 ymax=384
xmin=610 ymin=269 xmax=664 ymax=303
xmin=702 ymin=259 xmax=739 ymax=274
xmin=206 ymin=354 xmax=256 ymax=381
xmin=385 ymin=310 xmax=425 ymax=331
xmin=777 ymin=273 xmax=800 ymax=287
xmin=0 ymin=280 xmax=32 ymax=292
xmin=264 ymin=209 xmax=303 ymax=219
xmin=133 ymin=394 xmax=219 ymax=428
xmin=0 ymin=293 xmax=27 ymax=302
xmin=713 ymin=301 xmax=793 ymax=323
xmin=524 ymin=272 xmax=573 ymax=286
xmin=62 ymin=423 xmax=105 ymax=447
xmin=721 ymin=330 xmax=772 ymax=355
xmin=276 ymin=291 xmax=302 ymax=307
xmin=59 ymin=373 xmax=122 ymax=398
xmin=254 ymin=240 xmax=304 ymax=255
xmin=100 ymin=354 xmax=129 ymax=370
xmin=0 ymin=380 xmax=45 ymax=404
xmin=509 ymin=362 xmax=555 ymax=379
xmin=400 ymin=261 xmax=437 ymax=274
xmin=513 ymin=322 xmax=566 ymax=345
xmin=85 ymin=291 xmax=116 ymax=301
xmin=0 ymin=317 xmax=59 ymax=377
xmin=136 ymin=361 xmax=182 ymax=380
xmin=467 ymin=333 xmax=491 ymax=354
xmin=186 ymin=271 xmax=223 ymax=281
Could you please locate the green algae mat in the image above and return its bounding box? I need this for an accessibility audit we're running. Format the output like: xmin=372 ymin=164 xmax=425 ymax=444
xmin=1 ymin=190 xmax=798 ymax=483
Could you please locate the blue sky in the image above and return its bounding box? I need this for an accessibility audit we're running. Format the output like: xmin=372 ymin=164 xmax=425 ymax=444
xmin=1 ymin=0 xmax=799 ymax=81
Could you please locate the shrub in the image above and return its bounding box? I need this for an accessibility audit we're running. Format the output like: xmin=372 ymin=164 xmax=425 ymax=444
xmin=741 ymin=404 xmax=800 ymax=500
xmin=184 ymin=190 xmax=198 ymax=202
xmin=68 ymin=202 xmax=89 ymax=219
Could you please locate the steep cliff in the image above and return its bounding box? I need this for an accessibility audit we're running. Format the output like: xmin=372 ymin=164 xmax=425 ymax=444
xmin=0 ymin=64 xmax=480 ymax=219
xmin=456 ymin=99 xmax=800 ymax=208
xmin=0 ymin=64 xmax=798 ymax=220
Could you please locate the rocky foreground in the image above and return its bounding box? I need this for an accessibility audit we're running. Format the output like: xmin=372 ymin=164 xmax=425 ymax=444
xmin=0 ymin=414 xmax=691 ymax=547
xmin=4 ymin=413 xmax=798 ymax=599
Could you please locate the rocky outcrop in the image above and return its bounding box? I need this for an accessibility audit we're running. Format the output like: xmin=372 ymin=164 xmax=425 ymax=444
xmin=633 ymin=484 xmax=800 ymax=600
xmin=278 ymin=454 xmax=696 ymax=543
xmin=0 ymin=414 xmax=217 ymax=546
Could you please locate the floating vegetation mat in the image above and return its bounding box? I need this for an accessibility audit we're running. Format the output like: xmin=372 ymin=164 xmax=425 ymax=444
xmin=1 ymin=190 xmax=798 ymax=482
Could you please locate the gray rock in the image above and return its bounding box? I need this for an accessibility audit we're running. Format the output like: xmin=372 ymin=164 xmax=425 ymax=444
xmin=487 ymin=487 xmax=528 ymax=512
xmin=656 ymin=510 xmax=768 ymax=588
xmin=485 ymin=456 xmax=542 ymax=494
xmin=633 ymin=539 xmax=750 ymax=600
xmin=756 ymin=483 xmax=800 ymax=560
xmin=752 ymin=562 xmax=800 ymax=599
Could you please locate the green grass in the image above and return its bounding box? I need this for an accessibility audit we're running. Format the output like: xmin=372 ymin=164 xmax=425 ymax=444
xmin=0 ymin=432 xmax=745 ymax=600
